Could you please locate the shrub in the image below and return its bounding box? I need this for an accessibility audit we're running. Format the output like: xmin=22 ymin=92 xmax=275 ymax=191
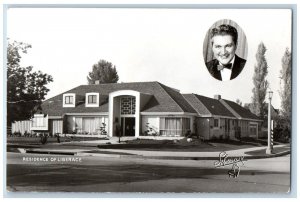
xmin=185 ymin=130 xmax=198 ymax=139
xmin=185 ymin=130 xmax=191 ymax=138
xmin=24 ymin=131 xmax=31 ymax=137
xmin=13 ymin=131 xmax=21 ymax=137
xmin=40 ymin=134 xmax=48 ymax=144
xmin=273 ymin=126 xmax=290 ymax=143
xmin=55 ymin=133 xmax=61 ymax=143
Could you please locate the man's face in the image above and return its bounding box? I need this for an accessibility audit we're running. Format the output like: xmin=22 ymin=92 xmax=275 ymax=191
xmin=211 ymin=35 xmax=237 ymax=65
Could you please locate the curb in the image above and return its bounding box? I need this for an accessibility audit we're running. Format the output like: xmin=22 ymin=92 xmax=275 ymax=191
xmin=25 ymin=149 xmax=77 ymax=156
xmin=75 ymin=152 xmax=122 ymax=158
xmin=116 ymin=150 xmax=290 ymax=160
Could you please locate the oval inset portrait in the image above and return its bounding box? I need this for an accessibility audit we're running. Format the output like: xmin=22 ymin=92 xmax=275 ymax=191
xmin=203 ymin=19 xmax=248 ymax=81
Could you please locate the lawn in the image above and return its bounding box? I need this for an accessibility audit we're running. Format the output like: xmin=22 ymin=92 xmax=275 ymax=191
xmin=7 ymin=136 xmax=104 ymax=145
xmin=7 ymin=136 xmax=288 ymax=153
xmin=244 ymin=145 xmax=290 ymax=156
xmin=97 ymin=138 xmax=261 ymax=152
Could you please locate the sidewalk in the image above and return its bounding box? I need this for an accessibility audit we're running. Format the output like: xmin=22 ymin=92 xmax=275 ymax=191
xmin=20 ymin=142 xmax=290 ymax=160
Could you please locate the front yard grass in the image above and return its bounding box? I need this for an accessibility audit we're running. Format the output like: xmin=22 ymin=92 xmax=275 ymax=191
xmin=244 ymin=145 xmax=290 ymax=156
xmin=97 ymin=138 xmax=263 ymax=152
xmin=7 ymin=136 xmax=103 ymax=145
xmin=7 ymin=136 xmax=289 ymax=153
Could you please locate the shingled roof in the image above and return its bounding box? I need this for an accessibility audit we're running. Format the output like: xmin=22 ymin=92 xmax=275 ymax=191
xmin=221 ymin=99 xmax=261 ymax=120
xmin=183 ymin=94 xmax=236 ymax=118
xmin=39 ymin=81 xmax=196 ymax=116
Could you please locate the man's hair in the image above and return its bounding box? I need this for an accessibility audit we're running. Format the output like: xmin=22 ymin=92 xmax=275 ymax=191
xmin=210 ymin=24 xmax=238 ymax=45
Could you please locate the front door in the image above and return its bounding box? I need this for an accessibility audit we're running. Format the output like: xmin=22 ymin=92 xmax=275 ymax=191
xmin=124 ymin=117 xmax=135 ymax=136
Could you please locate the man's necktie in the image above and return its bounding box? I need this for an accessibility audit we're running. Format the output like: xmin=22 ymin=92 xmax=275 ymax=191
xmin=217 ymin=63 xmax=232 ymax=71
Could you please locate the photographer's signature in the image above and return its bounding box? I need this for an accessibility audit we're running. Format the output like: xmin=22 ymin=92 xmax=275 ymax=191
xmin=214 ymin=151 xmax=246 ymax=178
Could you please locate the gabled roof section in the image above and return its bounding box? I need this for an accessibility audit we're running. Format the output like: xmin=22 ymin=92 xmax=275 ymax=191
xmin=184 ymin=94 xmax=236 ymax=118
xmin=40 ymin=81 xmax=196 ymax=116
xmin=182 ymin=94 xmax=211 ymax=116
xmin=221 ymin=99 xmax=261 ymax=121
xmin=157 ymin=83 xmax=196 ymax=113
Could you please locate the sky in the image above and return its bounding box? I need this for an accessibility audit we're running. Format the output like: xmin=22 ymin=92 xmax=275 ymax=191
xmin=6 ymin=8 xmax=292 ymax=109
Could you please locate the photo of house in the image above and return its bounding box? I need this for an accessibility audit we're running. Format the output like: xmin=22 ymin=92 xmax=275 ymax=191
xmin=24 ymin=81 xmax=262 ymax=140
xmin=5 ymin=5 xmax=292 ymax=195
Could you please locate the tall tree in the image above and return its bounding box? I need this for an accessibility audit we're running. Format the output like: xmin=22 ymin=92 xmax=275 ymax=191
xmin=7 ymin=40 xmax=53 ymax=125
xmin=250 ymin=42 xmax=269 ymax=118
xmin=87 ymin=59 xmax=119 ymax=84
xmin=236 ymin=99 xmax=242 ymax=106
xmin=279 ymin=48 xmax=292 ymax=127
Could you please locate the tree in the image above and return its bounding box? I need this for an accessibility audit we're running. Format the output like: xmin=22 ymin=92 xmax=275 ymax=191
xmin=243 ymin=103 xmax=251 ymax=110
xmin=279 ymin=48 xmax=292 ymax=128
xmin=7 ymin=40 xmax=53 ymax=126
xmin=236 ymin=99 xmax=242 ymax=106
xmin=250 ymin=42 xmax=269 ymax=119
xmin=87 ymin=59 xmax=119 ymax=84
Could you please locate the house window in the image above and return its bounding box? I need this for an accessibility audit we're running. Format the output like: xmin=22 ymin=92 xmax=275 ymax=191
xmin=31 ymin=114 xmax=48 ymax=130
xmin=214 ymin=119 xmax=219 ymax=128
xmin=65 ymin=96 xmax=73 ymax=104
xmin=63 ymin=93 xmax=76 ymax=107
xmin=85 ymin=93 xmax=99 ymax=107
xmin=73 ymin=116 xmax=108 ymax=135
xmin=88 ymin=95 xmax=97 ymax=104
xmin=121 ymin=97 xmax=136 ymax=115
xmin=159 ymin=117 xmax=190 ymax=136
xmin=32 ymin=115 xmax=47 ymax=127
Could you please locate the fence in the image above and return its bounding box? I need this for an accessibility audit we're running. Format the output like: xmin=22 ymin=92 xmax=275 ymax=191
xmin=11 ymin=120 xmax=33 ymax=135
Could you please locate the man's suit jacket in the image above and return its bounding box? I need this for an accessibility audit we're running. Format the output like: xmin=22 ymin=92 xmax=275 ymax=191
xmin=205 ymin=55 xmax=246 ymax=81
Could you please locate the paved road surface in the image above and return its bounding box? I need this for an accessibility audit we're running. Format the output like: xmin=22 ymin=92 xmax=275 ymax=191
xmin=6 ymin=152 xmax=290 ymax=193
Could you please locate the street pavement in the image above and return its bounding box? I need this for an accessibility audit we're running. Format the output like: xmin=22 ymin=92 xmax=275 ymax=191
xmin=5 ymin=139 xmax=291 ymax=193
xmin=6 ymin=152 xmax=290 ymax=193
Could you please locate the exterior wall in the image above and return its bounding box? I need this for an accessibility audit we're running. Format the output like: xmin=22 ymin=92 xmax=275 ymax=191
xmin=239 ymin=120 xmax=249 ymax=137
xmin=249 ymin=121 xmax=259 ymax=138
xmin=257 ymin=122 xmax=264 ymax=138
xmin=196 ymin=118 xmax=211 ymax=140
xmin=237 ymin=120 xmax=261 ymax=139
xmin=231 ymin=119 xmax=239 ymax=139
xmin=210 ymin=118 xmax=224 ymax=139
xmin=197 ymin=117 xmax=237 ymax=140
xmin=223 ymin=119 xmax=236 ymax=139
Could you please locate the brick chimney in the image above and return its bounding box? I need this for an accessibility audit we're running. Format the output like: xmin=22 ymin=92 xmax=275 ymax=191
xmin=214 ymin=95 xmax=221 ymax=100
